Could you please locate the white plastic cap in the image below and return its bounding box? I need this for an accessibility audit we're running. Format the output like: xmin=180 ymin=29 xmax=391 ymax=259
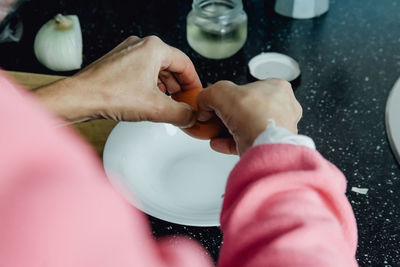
xmin=274 ymin=0 xmax=329 ymax=19
xmin=248 ymin=52 xmax=301 ymax=82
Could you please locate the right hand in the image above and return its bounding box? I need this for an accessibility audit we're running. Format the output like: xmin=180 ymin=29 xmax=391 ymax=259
xmin=196 ymin=79 xmax=302 ymax=156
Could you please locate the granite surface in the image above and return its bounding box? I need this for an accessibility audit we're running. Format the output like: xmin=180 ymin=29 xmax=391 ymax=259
xmin=1 ymin=0 xmax=400 ymax=265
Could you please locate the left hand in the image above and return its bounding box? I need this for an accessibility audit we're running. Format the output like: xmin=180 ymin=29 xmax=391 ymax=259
xmin=35 ymin=36 xmax=201 ymax=127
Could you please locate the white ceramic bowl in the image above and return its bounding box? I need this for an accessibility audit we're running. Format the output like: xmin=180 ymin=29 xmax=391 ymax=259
xmin=103 ymin=121 xmax=239 ymax=226
xmin=386 ymin=77 xmax=400 ymax=165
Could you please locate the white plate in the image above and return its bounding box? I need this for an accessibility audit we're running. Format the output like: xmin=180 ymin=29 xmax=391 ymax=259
xmin=248 ymin=52 xmax=301 ymax=81
xmin=386 ymin=77 xmax=400 ymax=165
xmin=103 ymin=122 xmax=239 ymax=226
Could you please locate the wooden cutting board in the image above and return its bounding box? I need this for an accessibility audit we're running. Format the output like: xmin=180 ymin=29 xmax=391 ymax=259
xmin=5 ymin=70 xmax=117 ymax=157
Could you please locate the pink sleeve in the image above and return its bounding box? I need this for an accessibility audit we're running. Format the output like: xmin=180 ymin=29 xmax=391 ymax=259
xmin=0 ymin=73 xmax=213 ymax=267
xmin=218 ymin=144 xmax=359 ymax=267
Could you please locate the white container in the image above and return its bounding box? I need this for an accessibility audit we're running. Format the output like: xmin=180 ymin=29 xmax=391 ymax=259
xmin=274 ymin=0 xmax=329 ymax=19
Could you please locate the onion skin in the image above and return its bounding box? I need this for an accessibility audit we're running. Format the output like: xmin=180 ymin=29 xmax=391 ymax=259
xmin=172 ymin=88 xmax=225 ymax=140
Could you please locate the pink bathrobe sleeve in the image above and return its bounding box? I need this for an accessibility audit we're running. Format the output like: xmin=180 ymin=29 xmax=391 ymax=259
xmin=219 ymin=144 xmax=358 ymax=267
xmin=0 ymin=72 xmax=358 ymax=267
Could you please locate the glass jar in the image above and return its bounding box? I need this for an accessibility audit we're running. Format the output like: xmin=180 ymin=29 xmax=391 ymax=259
xmin=186 ymin=0 xmax=248 ymax=60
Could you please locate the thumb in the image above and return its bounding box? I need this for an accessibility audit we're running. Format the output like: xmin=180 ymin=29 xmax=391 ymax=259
xmin=149 ymin=93 xmax=196 ymax=128
xmin=210 ymin=137 xmax=238 ymax=155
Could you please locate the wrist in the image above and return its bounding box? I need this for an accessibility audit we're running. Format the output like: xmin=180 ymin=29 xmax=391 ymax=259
xmin=252 ymin=119 xmax=316 ymax=150
xmin=34 ymin=77 xmax=98 ymax=123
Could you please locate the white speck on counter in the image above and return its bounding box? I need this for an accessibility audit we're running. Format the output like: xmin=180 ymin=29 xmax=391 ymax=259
xmin=351 ymin=187 xmax=369 ymax=194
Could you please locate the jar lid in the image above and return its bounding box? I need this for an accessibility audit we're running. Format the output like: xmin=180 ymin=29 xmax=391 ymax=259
xmin=248 ymin=52 xmax=301 ymax=81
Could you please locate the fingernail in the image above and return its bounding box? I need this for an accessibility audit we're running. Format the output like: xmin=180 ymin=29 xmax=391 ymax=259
xmin=180 ymin=104 xmax=196 ymax=129
xmin=197 ymin=111 xmax=209 ymax=122
xmin=182 ymin=112 xmax=196 ymax=128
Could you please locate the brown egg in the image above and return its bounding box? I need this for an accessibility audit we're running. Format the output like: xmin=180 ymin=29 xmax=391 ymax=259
xmin=172 ymin=88 xmax=225 ymax=140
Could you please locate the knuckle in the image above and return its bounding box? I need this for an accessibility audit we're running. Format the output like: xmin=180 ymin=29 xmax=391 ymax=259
xmin=210 ymin=80 xmax=239 ymax=104
xmin=143 ymin=35 xmax=162 ymax=46
xmin=214 ymin=80 xmax=236 ymax=88
xmin=126 ymin=35 xmax=140 ymax=42
xmin=137 ymin=36 xmax=165 ymax=59
xmin=267 ymin=78 xmax=292 ymax=90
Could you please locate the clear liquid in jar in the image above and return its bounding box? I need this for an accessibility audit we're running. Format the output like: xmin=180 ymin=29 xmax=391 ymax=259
xmin=187 ymin=4 xmax=247 ymax=59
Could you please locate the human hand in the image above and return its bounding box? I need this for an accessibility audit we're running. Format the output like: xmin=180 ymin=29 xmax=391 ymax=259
xmin=35 ymin=36 xmax=201 ymax=127
xmin=196 ymin=79 xmax=302 ymax=156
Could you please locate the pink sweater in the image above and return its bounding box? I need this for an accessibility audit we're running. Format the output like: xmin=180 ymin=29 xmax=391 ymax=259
xmin=0 ymin=73 xmax=358 ymax=266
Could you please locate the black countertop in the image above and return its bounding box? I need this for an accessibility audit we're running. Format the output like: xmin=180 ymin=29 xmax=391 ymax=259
xmin=1 ymin=0 xmax=400 ymax=265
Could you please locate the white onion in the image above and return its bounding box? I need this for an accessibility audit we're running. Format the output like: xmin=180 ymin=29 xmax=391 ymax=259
xmin=34 ymin=14 xmax=82 ymax=71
